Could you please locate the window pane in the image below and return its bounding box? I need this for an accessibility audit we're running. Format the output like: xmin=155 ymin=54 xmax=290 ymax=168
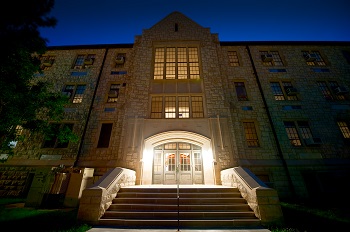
xmin=97 ymin=123 xmax=113 ymax=148
xmin=243 ymin=122 xmax=259 ymax=147
xmin=282 ymin=82 xmax=298 ymax=100
xmin=270 ymin=82 xmax=285 ymax=100
xmin=73 ymin=85 xmax=86 ymax=103
xmin=228 ymin=51 xmax=239 ymax=66
xmin=297 ymin=121 xmax=312 ymax=139
xmin=56 ymin=124 xmax=73 ymax=148
xmin=178 ymin=96 xmax=189 ymax=118
xmin=165 ymin=96 xmax=176 ymax=118
xmin=151 ymin=96 xmax=163 ymax=118
xmin=284 ymin=121 xmax=301 ymax=146
xmin=191 ymin=96 xmax=204 ymax=118
xmin=337 ymin=121 xmax=350 ymax=138
xmin=235 ymin=82 xmax=248 ymax=101
xmin=317 ymin=82 xmax=333 ymax=100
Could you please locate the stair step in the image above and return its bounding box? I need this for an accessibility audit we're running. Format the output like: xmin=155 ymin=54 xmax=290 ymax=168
xmin=98 ymin=186 xmax=261 ymax=229
xmin=112 ymin=197 xmax=247 ymax=204
xmin=98 ymin=218 xmax=261 ymax=228
xmin=117 ymin=192 xmax=242 ymax=198
xmin=108 ymin=203 xmax=251 ymax=211
xmin=102 ymin=211 xmax=257 ymax=219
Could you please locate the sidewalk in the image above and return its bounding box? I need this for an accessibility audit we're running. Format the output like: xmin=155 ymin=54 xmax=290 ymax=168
xmin=87 ymin=227 xmax=271 ymax=232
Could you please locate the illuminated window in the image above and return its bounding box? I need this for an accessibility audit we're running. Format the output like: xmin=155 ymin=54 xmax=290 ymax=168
xmin=284 ymin=121 xmax=315 ymax=146
xmin=72 ymin=85 xmax=86 ymax=103
xmin=270 ymin=82 xmax=298 ymax=101
xmin=337 ymin=121 xmax=350 ymax=139
xmin=154 ymin=47 xmax=200 ymax=79
xmin=62 ymin=84 xmax=86 ymax=103
xmin=243 ymin=122 xmax=260 ymax=147
xmin=284 ymin=121 xmax=301 ymax=146
xmin=107 ymin=83 xmax=125 ymax=103
xmin=150 ymin=96 xmax=203 ymax=119
xmin=316 ymin=81 xmax=348 ymax=101
xmin=178 ymin=96 xmax=189 ymax=118
xmin=260 ymin=51 xmax=283 ymax=66
xmin=234 ymin=82 xmax=248 ymax=101
xmin=165 ymin=96 xmax=176 ymax=118
xmin=302 ymin=51 xmax=326 ymax=66
xmin=228 ymin=51 xmax=240 ymax=66
xmin=40 ymin=55 xmax=55 ymax=70
xmin=73 ymin=54 xmax=95 ymax=69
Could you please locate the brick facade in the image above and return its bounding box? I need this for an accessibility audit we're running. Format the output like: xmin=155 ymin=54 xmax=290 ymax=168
xmin=1 ymin=12 xmax=349 ymax=202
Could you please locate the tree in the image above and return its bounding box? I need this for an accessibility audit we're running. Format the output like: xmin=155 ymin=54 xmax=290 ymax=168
xmin=0 ymin=0 xmax=77 ymax=155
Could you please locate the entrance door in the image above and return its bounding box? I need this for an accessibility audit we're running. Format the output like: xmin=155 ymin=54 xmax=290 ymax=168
xmin=152 ymin=142 xmax=203 ymax=184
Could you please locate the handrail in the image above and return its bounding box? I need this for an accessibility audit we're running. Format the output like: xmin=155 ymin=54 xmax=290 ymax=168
xmin=221 ymin=166 xmax=284 ymax=226
xmin=77 ymin=167 xmax=136 ymax=224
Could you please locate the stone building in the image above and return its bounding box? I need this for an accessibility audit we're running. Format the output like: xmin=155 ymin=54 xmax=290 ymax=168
xmin=1 ymin=12 xmax=350 ymax=204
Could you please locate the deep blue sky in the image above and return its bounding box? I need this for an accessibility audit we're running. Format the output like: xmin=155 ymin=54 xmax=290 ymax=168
xmin=40 ymin=0 xmax=350 ymax=46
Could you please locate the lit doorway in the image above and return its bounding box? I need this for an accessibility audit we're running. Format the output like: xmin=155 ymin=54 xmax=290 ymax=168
xmin=152 ymin=142 xmax=203 ymax=184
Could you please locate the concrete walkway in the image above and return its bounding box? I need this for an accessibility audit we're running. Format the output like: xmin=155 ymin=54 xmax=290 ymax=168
xmin=87 ymin=227 xmax=271 ymax=232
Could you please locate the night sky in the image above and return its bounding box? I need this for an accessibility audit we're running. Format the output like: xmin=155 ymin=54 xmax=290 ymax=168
xmin=39 ymin=0 xmax=350 ymax=46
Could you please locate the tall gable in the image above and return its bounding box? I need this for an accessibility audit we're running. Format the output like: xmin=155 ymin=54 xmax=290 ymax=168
xmin=141 ymin=11 xmax=213 ymax=41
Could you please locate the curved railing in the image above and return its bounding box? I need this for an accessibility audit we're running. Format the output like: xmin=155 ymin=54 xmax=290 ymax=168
xmin=221 ymin=166 xmax=284 ymax=226
xmin=77 ymin=167 xmax=136 ymax=224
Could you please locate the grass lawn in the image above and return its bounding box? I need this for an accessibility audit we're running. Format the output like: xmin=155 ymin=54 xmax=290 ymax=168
xmin=1 ymin=198 xmax=349 ymax=232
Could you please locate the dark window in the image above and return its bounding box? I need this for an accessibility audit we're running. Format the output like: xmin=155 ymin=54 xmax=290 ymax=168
xmin=234 ymin=82 xmax=248 ymax=101
xmin=97 ymin=123 xmax=113 ymax=148
xmin=43 ymin=123 xmax=73 ymax=148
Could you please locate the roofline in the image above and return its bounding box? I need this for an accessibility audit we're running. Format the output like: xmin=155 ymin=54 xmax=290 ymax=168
xmin=220 ymin=41 xmax=350 ymax=46
xmin=46 ymin=41 xmax=350 ymax=50
xmin=47 ymin=43 xmax=134 ymax=50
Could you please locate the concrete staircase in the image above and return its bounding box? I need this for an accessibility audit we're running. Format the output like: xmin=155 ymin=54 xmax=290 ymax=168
xmin=98 ymin=186 xmax=261 ymax=229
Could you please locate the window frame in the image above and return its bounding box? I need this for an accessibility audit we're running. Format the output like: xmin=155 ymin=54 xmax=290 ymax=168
xmin=153 ymin=46 xmax=200 ymax=80
xmin=228 ymin=51 xmax=240 ymax=67
xmin=42 ymin=123 xmax=74 ymax=149
xmin=72 ymin=54 xmax=96 ymax=69
xmin=260 ymin=51 xmax=284 ymax=66
xmin=283 ymin=120 xmax=317 ymax=147
xmin=150 ymin=95 xmax=204 ymax=119
xmin=62 ymin=84 xmax=87 ymax=104
xmin=270 ymin=81 xmax=298 ymax=101
xmin=242 ymin=121 xmax=260 ymax=147
xmin=302 ymin=51 xmax=326 ymax=66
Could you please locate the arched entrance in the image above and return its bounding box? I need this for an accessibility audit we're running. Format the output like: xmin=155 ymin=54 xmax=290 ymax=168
xmin=153 ymin=142 xmax=203 ymax=184
xmin=141 ymin=131 xmax=215 ymax=185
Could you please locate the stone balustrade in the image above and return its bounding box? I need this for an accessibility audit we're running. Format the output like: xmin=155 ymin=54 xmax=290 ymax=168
xmin=221 ymin=166 xmax=284 ymax=226
xmin=77 ymin=167 xmax=136 ymax=224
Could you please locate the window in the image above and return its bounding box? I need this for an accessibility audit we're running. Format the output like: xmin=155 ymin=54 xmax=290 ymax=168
xmin=150 ymin=96 xmax=203 ymax=119
xmin=302 ymin=51 xmax=326 ymax=66
xmin=40 ymin=55 xmax=55 ymax=70
xmin=284 ymin=121 xmax=318 ymax=147
xmin=9 ymin=125 xmax=23 ymax=148
xmin=73 ymin=54 xmax=95 ymax=69
xmin=42 ymin=123 xmax=74 ymax=148
xmin=97 ymin=123 xmax=113 ymax=148
xmin=317 ymin=81 xmax=347 ymax=101
xmin=228 ymin=51 xmax=239 ymax=66
xmin=342 ymin=51 xmax=350 ymax=64
xmin=270 ymin=82 xmax=298 ymax=100
xmin=115 ymin=53 xmax=126 ymax=66
xmin=107 ymin=83 xmax=125 ymax=103
xmin=243 ymin=122 xmax=259 ymax=147
xmin=154 ymin=47 xmax=200 ymax=79
xmin=337 ymin=121 xmax=350 ymax=139
xmin=260 ymin=51 xmax=283 ymax=66
xmin=234 ymin=82 xmax=248 ymax=101
xmin=62 ymin=84 xmax=86 ymax=103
